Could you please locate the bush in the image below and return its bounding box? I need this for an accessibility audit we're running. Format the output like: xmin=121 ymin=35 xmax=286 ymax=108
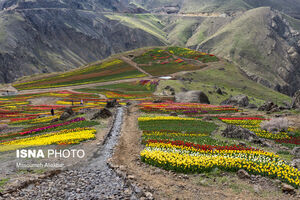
xmin=261 ymin=118 xmax=289 ymax=133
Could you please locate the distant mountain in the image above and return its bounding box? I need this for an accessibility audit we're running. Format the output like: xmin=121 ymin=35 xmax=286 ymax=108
xmin=129 ymin=0 xmax=300 ymax=18
xmin=0 ymin=0 xmax=162 ymax=83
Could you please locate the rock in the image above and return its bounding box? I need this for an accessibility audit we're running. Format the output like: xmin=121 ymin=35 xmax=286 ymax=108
xmin=216 ymin=88 xmax=223 ymax=95
xmin=163 ymin=86 xmax=176 ymax=96
xmin=270 ymin=107 xmax=280 ymax=113
xmin=253 ymin=185 xmax=262 ymax=193
xmin=91 ymin=108 xmax=112 ymax=120
xmin=281 ymin=183 xmax=296 ymax=194
xmin=175 ymin=91 xmax=210 ymax=104
xmin=170 ymin=112 xmax=178 ymax=116
xmin=283 ymin=101 xmax=291 ymax=107
xmin=221 ymin=95 xmax=249 ymax=107
xmin=222 ymin=125 xmax=259 ymax=141
xmin=292 ymin=90 xmax=300 ymax=109
xmin=145 ymin=192 xmax=153 ymax=200
xmin=292 ymin=147 xmax=300 ymax=158
xmin=291 ymin=159 xmax=300 ymax=169
xmin=65 ymin=107 xmax=74 ymax=115
xmin=237 ymin=169 xmax=250 ymax=179
xmin=59 ymin=107 xmax=74 ymax=120
xmin=127 ymin=175 xmax=135 ymax=180
xmin=258 ymin=101 xmax=279 ymax=112
xmin=59 ymin=112 xmax=71 ymax=121
xmin=247 ymin=104 xmax=258 ymax=109
xmin=279 ymin=106 xmax=290 ymax=110
xmin=106 ymin=99 xmax=118 ymax=108
xmin=202 ymin=116 xmax=212 ymax=121
xmin=153 ymin=100 xmax=163 ymax=103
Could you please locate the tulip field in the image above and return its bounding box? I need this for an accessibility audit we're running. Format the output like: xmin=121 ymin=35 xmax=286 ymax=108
xmin=14 ymin=59 xmax=146 ymax=90
xmin=75 ymin=80 xmax=159 ymax=100
xmin=219 ymin=117 xmax=300 ymax=146
xmin=139 ymin=102 xmax=239 ymax=115
xmin=138 ymin=104 xmax=300 ymax=188
xmin=133 ymin=48 xmax=214 ymax=76
xmin=0 ymin=91 xmax=111 ymax=152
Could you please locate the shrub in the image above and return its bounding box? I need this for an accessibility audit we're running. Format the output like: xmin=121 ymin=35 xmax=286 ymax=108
xmin=261 ymin=118 xmax=290 ymax=133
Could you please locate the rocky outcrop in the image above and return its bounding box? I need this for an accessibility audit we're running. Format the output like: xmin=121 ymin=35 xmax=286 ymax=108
xmin=292 ymin=90 xmax=300 ymax=109
xmin=292 ymin=147 xmax=300 ymax=158
xmin=221 ymin=95 xmax=249 ymax=107
xmin=175 ymin=91 xmax=210 ymax=104
xmin=258 ymin=101 xmax=280 ymax=112
xmin=59 ymin=107 xmax=74 ymax=120
xmin=222 ymin=125 xmax=259 ymax=141
xmin=91 ymin=108 xmax=112 ymax=120
xmin=106 ymin=99 xmax=118 ymax=108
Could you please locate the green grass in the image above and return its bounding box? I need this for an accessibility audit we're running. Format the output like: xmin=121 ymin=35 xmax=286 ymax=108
xmin=0 ymin=178 xmax=9 ymax=192
xmin=139 ymin=120 xmax=217 ymax=134
xmin=104 ymin=13 xmax=167 ymax=42
xmin=156 ymin=62 xmax=291 ymax=105
xmin=14 ymin=59 xmax=146 ymax=90
xmin=142 ymin=134 xmax=226 ymax=146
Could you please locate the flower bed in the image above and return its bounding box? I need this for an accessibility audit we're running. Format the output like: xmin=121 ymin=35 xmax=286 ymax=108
xmin=141 ymin=147 xmax=300 ymax=187
xmin=0 ymin=128 xmax=96 ymax=152
xmin=139 ymin=102 xmax=239 ymax=115
xmin=219 ymin=117 xmax=290 ymax=140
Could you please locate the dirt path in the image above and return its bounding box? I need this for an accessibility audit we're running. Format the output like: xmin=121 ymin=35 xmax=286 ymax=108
xmin=120 ymin=56 xmax=153 ymax=77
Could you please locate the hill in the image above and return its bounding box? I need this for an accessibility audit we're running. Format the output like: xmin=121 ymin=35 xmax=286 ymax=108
xmin=13 ymin=46 xmax=291 ymax=105
xmin=129 ymin=0 xmax=300 ymax=18
xmin=194 ymin=7 xmax=300 ymax=96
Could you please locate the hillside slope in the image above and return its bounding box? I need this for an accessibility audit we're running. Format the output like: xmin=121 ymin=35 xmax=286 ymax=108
xmin=194 ymin=7 xmax=300 ymax=96
xmin=129 ymin=0 xmax=300 ymax=18
xmin=13 ymin=46 xmax=291 ymax=106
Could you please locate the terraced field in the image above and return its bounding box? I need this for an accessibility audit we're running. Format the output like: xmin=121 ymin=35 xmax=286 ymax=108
xmin=14 ymin=60 xmax=146 ymax=90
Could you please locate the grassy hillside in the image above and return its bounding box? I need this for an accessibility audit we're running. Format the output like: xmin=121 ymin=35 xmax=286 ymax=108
xmin=156 ymin=61 xmax=291 ymax=105
xmin=13 ymin=46 xmax=291 ymax=107
xmin=104 ymin=13 xmax=168 ymax=43
xmin=196 ymin=7 xmax=300 ymax=95
xmin=129 ymin=0 xmax=300 ymax=18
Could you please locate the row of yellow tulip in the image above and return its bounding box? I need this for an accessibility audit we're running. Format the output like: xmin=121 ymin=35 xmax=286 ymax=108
xmin=145 ymin=142 xmax=279 ymax=160
xmin=29 ymin=115 xmax=59 ymax=124
xmin=0 ymin=128 xmax=96 ymax=152
xmin=141 ymin=149 xmax=300 ymax=187
xmin=138 ymin=116 xmax=199 ymax=121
